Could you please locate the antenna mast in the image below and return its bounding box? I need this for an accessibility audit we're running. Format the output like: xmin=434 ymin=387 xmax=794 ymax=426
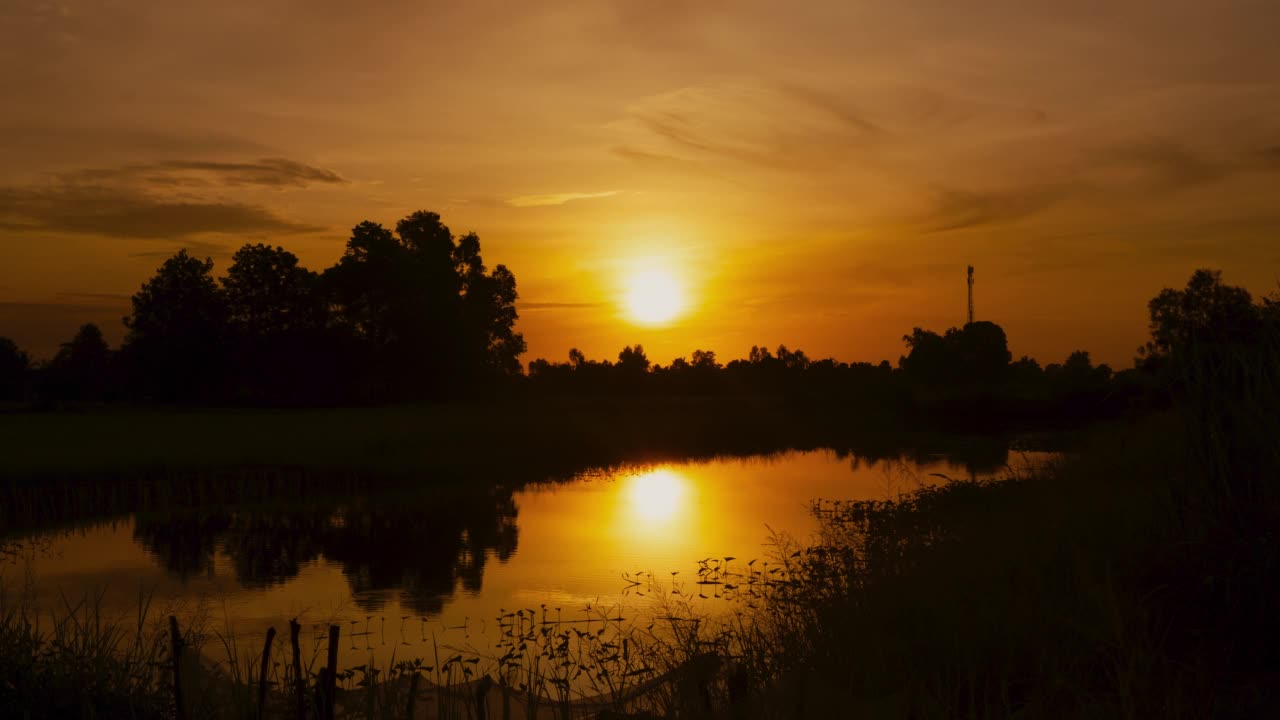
xmin=967 ymin=265 xmax=974 ymax=325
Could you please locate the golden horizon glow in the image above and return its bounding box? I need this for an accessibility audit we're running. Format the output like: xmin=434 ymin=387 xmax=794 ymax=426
xmin=623 ymin=267 xmax=688 ymax=326
xmin=1 ymin=2 xmax=1277 ymax=367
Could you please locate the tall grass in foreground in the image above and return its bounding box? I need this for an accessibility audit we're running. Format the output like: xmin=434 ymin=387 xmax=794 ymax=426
xmin=0 ymin=584 xmax=730 ymax=719
xmin=705 ymin=339 xmax=1280 ymax=717
xmin=0 ymin=587 xmax=173 ymax=719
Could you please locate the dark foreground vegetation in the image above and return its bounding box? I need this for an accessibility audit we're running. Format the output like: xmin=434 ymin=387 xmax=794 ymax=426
xmin=1 ymin=267 xmax=1278 ymax=717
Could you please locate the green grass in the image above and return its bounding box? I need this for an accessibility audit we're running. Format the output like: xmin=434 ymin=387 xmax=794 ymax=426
xmin=0 ymin=396 xmax=926 ymax=480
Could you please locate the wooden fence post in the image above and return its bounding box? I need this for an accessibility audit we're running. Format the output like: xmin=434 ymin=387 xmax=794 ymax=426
xmin=259 ymin=626 xmax=277 ymax=719
xmin=290 ymin=619 xmax=305 ymax=720
xmin=324 ymin=624 xmax=340 ymax=720
xmin=169 ymin=616 xmax=187 ymax=720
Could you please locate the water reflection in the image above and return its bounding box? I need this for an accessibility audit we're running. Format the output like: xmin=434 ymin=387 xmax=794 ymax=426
xmin=624 ymin=468 xmax=689 ymax=524
xmin=2 ymin=438 xmax=1053 ymax=670
xmin=116 ymin=486 xmax=519 ymax=614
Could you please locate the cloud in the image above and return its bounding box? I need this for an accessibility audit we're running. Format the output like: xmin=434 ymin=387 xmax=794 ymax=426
xmin=0 ymin=125 xmax=273 ymax=161
xmin=610 ymin=145 xmax=694 ymax=168
xmin=1101 ymin=138 xmax=1226 ymax=190
xmin=1253 ymin=145 xmax=1280 ymax=170
xmin=910 ymin=136 xmax=1273 ymax=235
xmin=507 ymin=191 xmax=619 ymax=208
xmin=66 ymin=158 xmax=347 ymax=189
xmin=0 ymin=153 xmax=343 ymax=241
xmin=613 ymin=84 xmax=889 ymax=177
xmin=780 ymin=84 xmax=884 ymax=136
xmin=916 ymin=186 xmax=1061 ymax=233
xmin=0 ymin=183 xmax=322 ymax=239
xmin=519 ymin=301 xmax=605 ymax=310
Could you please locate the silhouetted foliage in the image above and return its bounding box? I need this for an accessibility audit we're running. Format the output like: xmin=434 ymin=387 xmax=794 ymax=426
xmin=5 ymin=256 xmax=1273 ymax=430
xmin=121 ymin=250 xmax=227 ymax=402
xmin=899 ymin=321 xmax=1010 ymax=388
xmin=0 ymin=210 xmax=528 ymax=405
xmin=1141 ymin=268 xmax=1263 ymax=362
xmin=616 ymin=344 xmax=651 ymax=376
xmin=43 ymin=324 xmax=112 ymax=402
xmin=323 ymin=212 xmax=524 ymax=399
xmin=222 ymin=244 xmax=329 ymax=403
xmin=223 ymin=244 xmax=325 ymax=339
xmin=0 ymin=336 xmax=30 ymax=402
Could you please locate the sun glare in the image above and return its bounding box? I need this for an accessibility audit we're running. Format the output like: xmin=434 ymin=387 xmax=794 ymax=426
xmin=625 ymin=468 xmax=687 ymax=523
xmin=624 ymin=268 xmax=686 ymax=325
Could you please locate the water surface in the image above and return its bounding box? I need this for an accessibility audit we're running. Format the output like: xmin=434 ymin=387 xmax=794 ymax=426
xmin=4 ymin=446 xmax=1050 ymax=667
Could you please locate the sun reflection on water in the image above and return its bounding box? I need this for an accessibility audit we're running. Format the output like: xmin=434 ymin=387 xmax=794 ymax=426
xmin=624 ymin=468 xmax=688 ymax=524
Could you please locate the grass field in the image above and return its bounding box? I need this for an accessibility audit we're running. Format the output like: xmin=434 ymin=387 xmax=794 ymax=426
xmin=0 ymin=396 xmax=937 ymax=480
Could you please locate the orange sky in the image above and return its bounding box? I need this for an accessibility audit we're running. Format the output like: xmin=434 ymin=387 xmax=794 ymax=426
xmin=2 ymin=1 xmax=1279 ymax=367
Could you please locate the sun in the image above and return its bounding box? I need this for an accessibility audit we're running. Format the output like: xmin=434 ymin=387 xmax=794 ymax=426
xmin=624 ymin=268 xmax=686 ymax=325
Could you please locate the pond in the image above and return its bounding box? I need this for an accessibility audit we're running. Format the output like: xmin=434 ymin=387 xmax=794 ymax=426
xmin=2 ymin=444 xmax=1053 ymax=670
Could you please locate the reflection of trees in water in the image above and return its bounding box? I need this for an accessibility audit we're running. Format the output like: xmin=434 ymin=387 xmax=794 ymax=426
xmin=130 ymin=487 xmax=519 ymax=615
xmin=835 ymin=436 xmax=1011 ymax=478
xmin=132 ymin=513 xmax=231 ymax=580
xmin=320 ymin=490 xmax=518 ymax=613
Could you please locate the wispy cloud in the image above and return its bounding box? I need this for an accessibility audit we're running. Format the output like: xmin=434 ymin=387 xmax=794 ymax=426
xmin=66 ymin=158 xmax=347 ymax=189
xmin=0 ymin=183 xmax=320 ymax=239
xmin=519 ymin=301 xmax=605 ymax=310
xmin=0 ymin=156 xmax=340 ymax=240
xmin=507 ymin=191 xmax=620 ymax=208
xmin=916 ymin=186 xmax=1062 ymax=233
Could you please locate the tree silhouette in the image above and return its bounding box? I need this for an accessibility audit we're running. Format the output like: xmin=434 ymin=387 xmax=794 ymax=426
xmin=900 ymin=322 xmax=1010 ymax=387
xmin=0 ymin=336 xmax=29 ymax=402
xmin=121 ymin=250 xmax=227 ymax=402
xmin=323 ymin=211 xmax=525 ymax=398
xmin=1141 ymin=268 xmax=1262 ymax=364
xmin=617 ymin=344 xmax=651 ymax=374
xmin=45 ymin=323 xmax=111 ymax=402
xmin=223 ymin=244 xmax=328 ymax=402
xmin=690 ymin=349 xmax=720 ymax=371
xmin=223 ymin=244 xmax=325 ymax=339
xmin=952 ymin=321 xmax=1012 ymax=384
xmin=898 ymin=328 xmax=949 ymax=385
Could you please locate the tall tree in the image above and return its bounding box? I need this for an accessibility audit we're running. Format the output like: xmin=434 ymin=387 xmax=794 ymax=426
xmin=617 ymin=345 xmax=651 ymax=375
xmin=322 ymin=211 xmax=525 ymax=397
xmin=1142 ymin=268 xmax=1261 ymax=362
xmin=900 ymin=322 xmax=1010 ymax=387
xmin=45 ymin=323 xmax=111 ymax=401
xmin=222 ymin=244 xmax=328 ymax=402
xmin=223 ymin=244 xmax=324 ymax=339
xmin=0 ymin=337 xmax=29 ymax=402
xmin=121 ymin=250 xmax=227 ymax=401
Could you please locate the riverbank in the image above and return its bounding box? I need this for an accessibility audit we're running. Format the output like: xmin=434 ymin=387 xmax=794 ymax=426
xmin=0 ymin=396 xmax=1069 ymax=481
xmin=5 ymin=401 xmax=1276 ymax=718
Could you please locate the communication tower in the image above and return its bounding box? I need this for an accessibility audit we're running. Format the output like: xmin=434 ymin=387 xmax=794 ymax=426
xmin=967 ymin=265 xmax=974 ymax=325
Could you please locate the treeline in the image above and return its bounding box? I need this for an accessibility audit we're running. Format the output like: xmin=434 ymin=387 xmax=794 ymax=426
xmin=1 ymin=230 xmax=1275 ymax=425
xmin=0 ymin=211 xmax=525 ymax=404
xmin=525 ymin=269 xmax=1276 ymax=425
xmin=527 ymin=327 xmax=1138 ymax=426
